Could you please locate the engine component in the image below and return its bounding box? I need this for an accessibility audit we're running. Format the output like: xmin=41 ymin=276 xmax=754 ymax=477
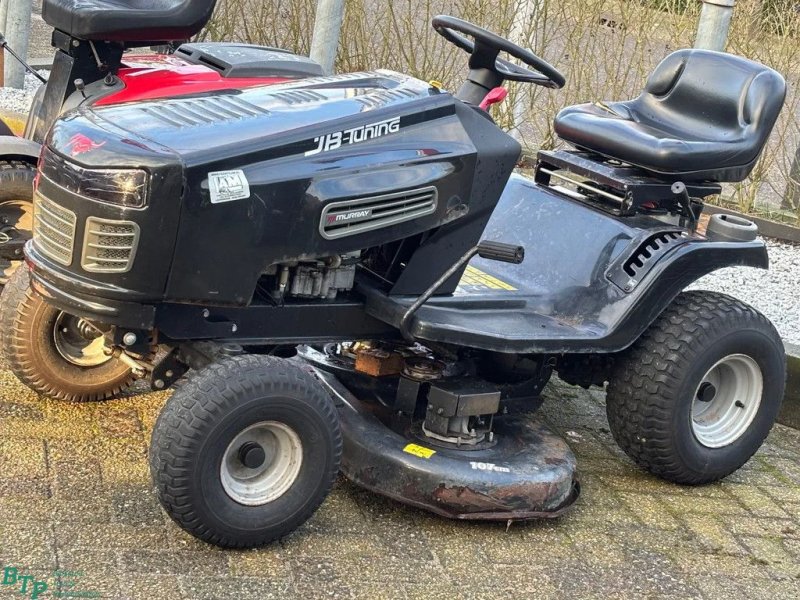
xmin=263 ymin=252 xmax=360 ymax=301
xmin=403 ymin=356 xmax=445 ymax=381
xmin=422 ymin=379 xmax=501 ymax=446
xmin=354 ymin=346 xmax=404 ymax=377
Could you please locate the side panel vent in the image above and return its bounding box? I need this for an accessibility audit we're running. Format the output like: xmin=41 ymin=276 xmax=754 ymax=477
xmin=81 ymin=217 xmax=140 ymax=274
xmin=606 ymin=230 xmax=687 ymax=292
xmin=320 ymin=187 xmax=438 ymax=240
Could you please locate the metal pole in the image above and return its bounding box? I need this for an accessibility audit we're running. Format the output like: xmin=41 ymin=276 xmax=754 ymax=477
xmin=310 ymin=0 xmax=345 ymax=76
xmin=4 ymin=0 xmax=31 ymax=89
xmin=509 ymin=0 xmax=543 ymax=143
xmin=0 ymin=0 xmax=9 ymax=86
xmin=694 ymin=0 xmax=736 ymax=52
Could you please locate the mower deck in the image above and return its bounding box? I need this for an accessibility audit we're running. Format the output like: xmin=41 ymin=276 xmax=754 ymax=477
xmin=308 ymin=364 xmax=579 ymax=520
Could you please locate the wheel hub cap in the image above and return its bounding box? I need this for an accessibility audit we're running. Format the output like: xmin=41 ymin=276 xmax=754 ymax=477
xmin=691 ymin=354 xmax=763 ymax=448
xmin=52 ymin=313 xmax=113 ymax=367
xmin=220 ymin=421 xmax=303 ymax=506
xmin=238 ymin=441 xmax=267 ymax=469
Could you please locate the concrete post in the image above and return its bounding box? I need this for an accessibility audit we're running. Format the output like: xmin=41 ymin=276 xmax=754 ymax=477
xmin=310 ymin=0 xmax=345 ymax=76
xmin=0 ymin=0 xmax=9 ymax=31
xmin=3 ymin=0 xmax=32 ymax=89
xmin=694 ymin=0 xmax=736 ymax=52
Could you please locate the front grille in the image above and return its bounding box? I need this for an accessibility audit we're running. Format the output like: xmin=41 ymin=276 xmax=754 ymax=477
xmin=81 ymin=217 xmax=140 ymax=273
xmin=320 ymin=187 xmax=438 ymax=240
xmin=33 ymin=192 xmax=77 ymax=266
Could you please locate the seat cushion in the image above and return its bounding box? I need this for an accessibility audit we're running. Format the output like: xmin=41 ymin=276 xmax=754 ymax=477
xmin=554 ymin=101 xmax=755 ymax=181
xmin=42 ymin=0 xmax=217 ymax=42
xmin=553 ymin=50 xmax=786 ymax=182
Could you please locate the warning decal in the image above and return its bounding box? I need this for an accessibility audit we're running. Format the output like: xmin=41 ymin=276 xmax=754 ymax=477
xmin=403 ymin=443 xmax=436 ymax=459
xmin=457 ymin=265 xmax=517 ymax=293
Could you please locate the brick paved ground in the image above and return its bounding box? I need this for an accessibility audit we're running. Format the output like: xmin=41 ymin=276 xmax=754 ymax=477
xmin=0 ymin=370 xmax=798 ymax=600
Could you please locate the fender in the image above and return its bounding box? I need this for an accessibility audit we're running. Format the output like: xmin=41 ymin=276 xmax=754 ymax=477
xmin=0 ymin=135 xmax=41 ymax=163
xmin=604 ymin=239 xmax=769 ymax=353
xmin=362 ymin=177 xmax=773 ymax=356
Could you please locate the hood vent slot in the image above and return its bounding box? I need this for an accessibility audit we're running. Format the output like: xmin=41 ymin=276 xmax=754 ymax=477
xmin=606 ymin=230 xmax=687 ymax=292
xmin=142 ymin=96 xmax=269 ymax=128
xmin=273 ymin=90 xmax=327 ymax=105
xmin=320 ymin=187 xmax=438 ymax=240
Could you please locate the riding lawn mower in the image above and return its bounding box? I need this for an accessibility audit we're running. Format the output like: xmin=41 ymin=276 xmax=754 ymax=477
xmin=0 ymin=0 xmax=788 ymax=549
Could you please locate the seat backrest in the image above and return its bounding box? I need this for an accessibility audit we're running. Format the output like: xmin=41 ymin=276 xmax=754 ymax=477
xmin=634 ymin=49 xmax=786 ymax=142
xmin=42 ymin=0 xmax=219 ymax=43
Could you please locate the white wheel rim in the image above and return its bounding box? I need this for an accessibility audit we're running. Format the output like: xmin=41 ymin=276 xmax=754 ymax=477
xmin=691 ymin=354 xmax=763 ymax=448
xmin=220 ymin=421 xmax=303 ymax=506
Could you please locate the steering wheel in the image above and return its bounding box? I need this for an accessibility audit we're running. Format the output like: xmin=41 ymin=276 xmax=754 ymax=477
xmin=432 ymin=15 xmax=565 ymax=90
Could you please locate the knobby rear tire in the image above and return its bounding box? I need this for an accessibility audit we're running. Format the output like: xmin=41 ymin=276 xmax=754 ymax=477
xmin=606 ymin=291 xmax=785 ymax=485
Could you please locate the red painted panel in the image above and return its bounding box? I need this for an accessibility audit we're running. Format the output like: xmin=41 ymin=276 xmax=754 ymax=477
xmin=95 ymin=54 xmax=289 ymax=106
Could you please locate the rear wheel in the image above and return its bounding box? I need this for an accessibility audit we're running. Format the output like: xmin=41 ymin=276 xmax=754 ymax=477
xmin=0 ymin=265 xmax=135 ymax=401
xmin=0 ymin=160 xmax=35 ymax=285
xmin=606 ymin=291 xmax=785 ymax=484
xmin=149 ymin=355 xmax=342 ymax=548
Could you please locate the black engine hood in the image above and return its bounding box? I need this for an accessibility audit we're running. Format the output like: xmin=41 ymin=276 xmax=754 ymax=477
xmin=47 ymin=70 xmax=451 ymax=169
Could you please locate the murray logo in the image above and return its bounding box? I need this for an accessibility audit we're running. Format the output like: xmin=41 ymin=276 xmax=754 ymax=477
xmin=306 ymin=117 xmax=401 ymax=156
xmin=327 ymin=209 xmax=372 ymax=225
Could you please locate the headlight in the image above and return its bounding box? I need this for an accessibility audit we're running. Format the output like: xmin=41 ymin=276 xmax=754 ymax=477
xmin=39 ymin=146 xmax=149 ymax=208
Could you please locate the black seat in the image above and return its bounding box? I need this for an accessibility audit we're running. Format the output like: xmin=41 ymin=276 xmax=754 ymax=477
xmin=42 ymin=0 xmax=217 ymax=43
xmin=554 ymin=49 xmax=786 ymax=182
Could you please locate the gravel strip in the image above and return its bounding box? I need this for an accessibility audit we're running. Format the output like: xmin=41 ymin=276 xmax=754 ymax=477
xmin=690 ymin=239 xmax=800 ymax=346
xmin=0 ymin=72 xmax=46 ymax=115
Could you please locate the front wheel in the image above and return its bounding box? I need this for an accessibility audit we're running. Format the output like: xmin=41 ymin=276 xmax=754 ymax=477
xmin=0 ymin=265 xmax=135 ymax=401
xmin=149 ymin=355 xmax=342 ymax=548
xmin=606 ymin=291 xmax=785 ymax=485
xmin=0 ymin=159 xmax=35 ymax=285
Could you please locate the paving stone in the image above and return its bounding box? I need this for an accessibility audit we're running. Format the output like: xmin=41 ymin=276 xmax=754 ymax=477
xmin=0 ymin=402 xmax=44 ymax=420
xmin=725 ymin=485 xmax=794 ymax=519
xmin=2 ymin=368 xmax=799 ymax=598
xmin=0 ymin=521 xmax=57 ymax=571
xmin=290 ymin=557 xmax=354 ymax=598
xmin=179 ymin=575 xmax=292 ymax=600
xmin=0 ymin=438 xmax=48 ymax=481
xmin=229 ymin=549 xmax=294 ymax=581
xmin=54 ymin=547 xmax=122 ymax=599
xmin=55 ymin=522 xmax=172 ymax=552
xmin=678 ymin=514 xmax=748 ymax=555
xmin=96 ymin=407 xmax=143 ymax=438
xmin=719 ymin=516 xmax=799 ymax=539
xmin=119 ymin=574 xmax=188 ymax=600
xmin=120 ymin=549 xmax=230 ymax=576
xmin=616 ymin=492 xmax=683 ymax=530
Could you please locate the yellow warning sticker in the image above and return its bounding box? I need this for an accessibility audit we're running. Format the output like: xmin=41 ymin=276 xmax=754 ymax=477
xmin=458 ymin=265 xmax=517 ymax=292
xmin=403 ymin=443 xmax=436 ymax=459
